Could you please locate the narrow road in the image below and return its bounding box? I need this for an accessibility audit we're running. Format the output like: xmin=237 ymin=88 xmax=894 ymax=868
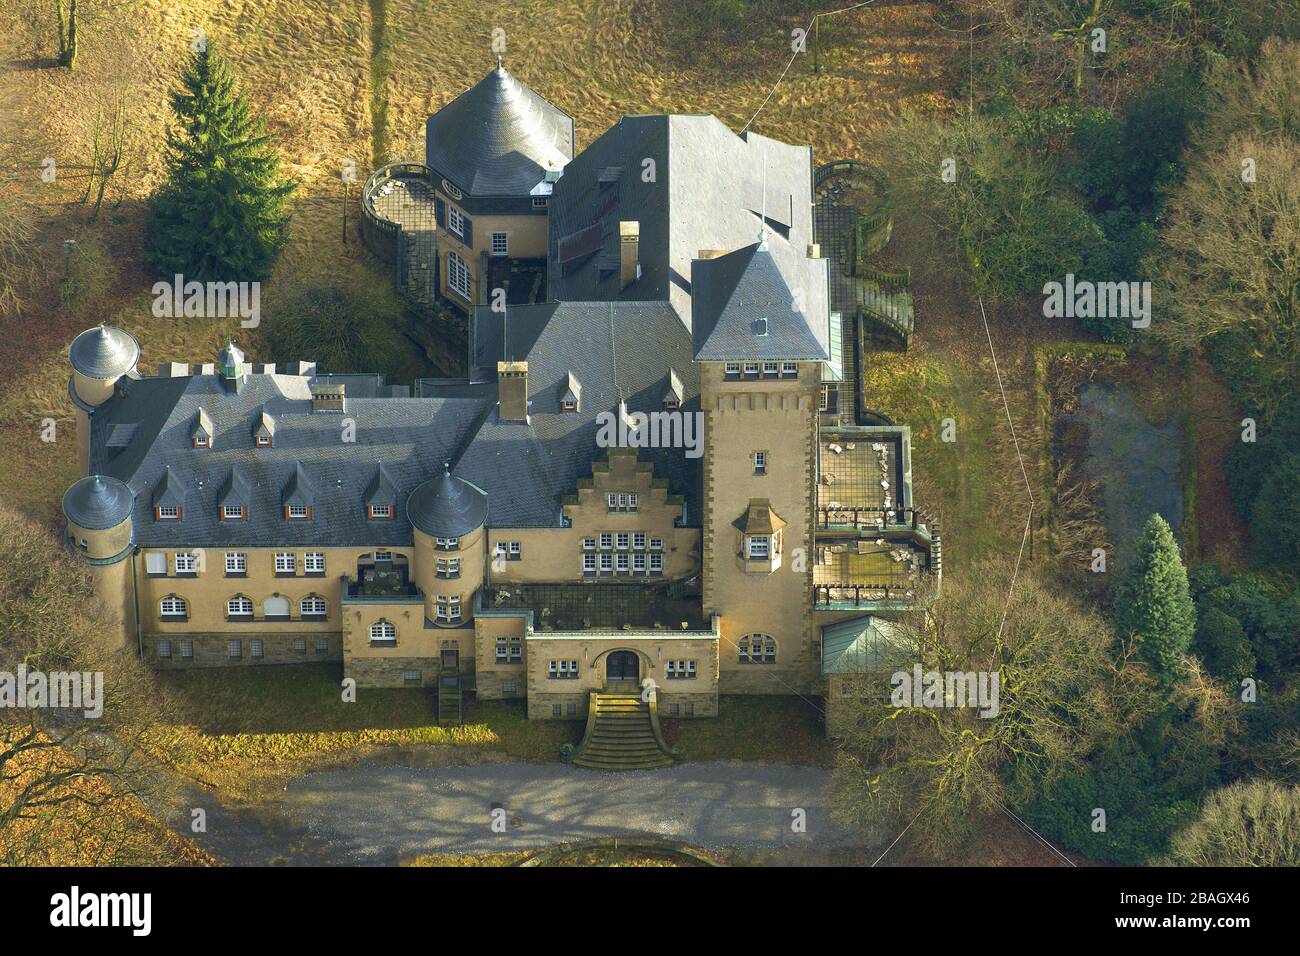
xmin=174 ymin=761 xmax=857 ymax=865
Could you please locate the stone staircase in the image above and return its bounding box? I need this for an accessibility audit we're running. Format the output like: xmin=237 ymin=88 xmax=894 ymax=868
xmin=437 ymin=672 xmax=462 ymax=725
xmin=571 ymin=692 xmax=675 ymax=770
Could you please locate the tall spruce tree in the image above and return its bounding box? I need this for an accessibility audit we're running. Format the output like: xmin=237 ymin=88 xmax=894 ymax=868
xmin=146 ymin=46 xmax=294 ymax=283
xmin=1114 ymin=514 xmax=1196 ymax=687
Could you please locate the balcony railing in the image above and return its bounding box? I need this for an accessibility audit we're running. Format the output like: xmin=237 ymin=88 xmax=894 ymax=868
xmin=813 ymin=581 xmax=933 ymax=608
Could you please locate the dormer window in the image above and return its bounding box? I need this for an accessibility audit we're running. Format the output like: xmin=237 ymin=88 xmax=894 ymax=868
xmin=255 ymin=434 xmax=271 ymax=447
xmin=156 ymin=505 xmax=180 ymax=521
xmin=194 ymin=435 xmax=209 ymax=448
xmin=192 ymin=408 xmax=213 ymax=448
xmin=286 ymin=504 xmax=311 ymax=520
xmin=561 ymin=371 xmax=581 ymax=414
xmin=747 ymin=533 xmax=774 ymax=560
xmin=663 ymin=368 xmax=683 ymax=411
xmin=754 ymin=317 xmax=769 ymax=336
xmin=222 ymin=505 xmax=246 ymax=521
xmin=368 ymin=504 xmax=393 ymax=519
xmin=253 ymin=408 xmax=275 ymax=447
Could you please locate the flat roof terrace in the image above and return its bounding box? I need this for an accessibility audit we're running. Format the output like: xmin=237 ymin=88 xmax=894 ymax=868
xmin=818 ymin=426 xmax=910 ymax=525
xmin=480 ymin=582 xmax=709 ymax=632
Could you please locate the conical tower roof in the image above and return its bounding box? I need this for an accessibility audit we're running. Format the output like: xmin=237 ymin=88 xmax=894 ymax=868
xmin=62 ymin=474 xmax=134 ymax=531
xmin=425 ymin=64 xmax=573 ymax=197
xmin=69 ymin=325 xmax=140 ymax=380
xmin=406 ymin=463 xmax=488 ymax=538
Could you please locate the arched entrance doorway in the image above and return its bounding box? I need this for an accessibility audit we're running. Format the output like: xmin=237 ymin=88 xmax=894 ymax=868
xmin=606 ymin=651 xmax=639 ymax=683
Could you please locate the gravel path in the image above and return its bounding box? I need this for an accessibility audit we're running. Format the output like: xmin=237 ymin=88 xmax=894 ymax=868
xmin=258 ymin=761 xmax=855 ymax=864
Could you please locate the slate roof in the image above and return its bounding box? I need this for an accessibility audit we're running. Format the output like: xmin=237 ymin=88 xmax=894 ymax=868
xmin=69 ymin=325 xmax=140 ymax=380
xmin=547 ymin=115 xmax=828 ymax=338
xmin=406 ymin=464 xmax=489 ymax=538
xmin=425 ymin=64 xmax=574 ymax=198
xmin=63 ymin=475 xmax=134 ymax=531
xmin=692 ymin=242 xmax=829 ymax=361
xmin=442 ymin=300 xmax=702 ymax=528
xmin=87 ymin=369 xmax=493 ymax=547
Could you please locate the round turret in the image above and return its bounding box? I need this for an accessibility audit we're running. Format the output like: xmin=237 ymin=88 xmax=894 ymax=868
xmin=407 ymin=464 xmax=488 ymax=627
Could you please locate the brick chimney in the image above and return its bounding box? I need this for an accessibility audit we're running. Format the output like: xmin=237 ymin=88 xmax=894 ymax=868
xmin=619 ymin=220 xmax=640 ymax=290
xmin=497 ymin=361 xmax=529 ymax=422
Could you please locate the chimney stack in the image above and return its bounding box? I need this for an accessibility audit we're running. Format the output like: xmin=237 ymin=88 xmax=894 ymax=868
xmin=497 ymin=361 xmax=529 ymax=422
xmin=619 ymin=220 xmax=640 ymax=291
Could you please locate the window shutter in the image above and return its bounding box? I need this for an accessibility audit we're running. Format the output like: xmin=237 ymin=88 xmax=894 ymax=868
xmin=462 ymin=215 xmax=473 ymax=248
xmin=435 ymin=197 xmax=446 ymax=227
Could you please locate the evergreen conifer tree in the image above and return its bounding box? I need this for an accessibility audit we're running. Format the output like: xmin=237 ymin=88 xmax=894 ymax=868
xmin=1114 ymin=514 xmax=1196 ymax=687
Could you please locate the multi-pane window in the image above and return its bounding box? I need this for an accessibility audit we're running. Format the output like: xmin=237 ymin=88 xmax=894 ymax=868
xmin=763 ymin=361 xmax=780 ymax=376
xmin=228 ymin=640 xmax=242 ymax=659
xmin=194 ymin=435 xmax=209 ymax=448
xmin=227 ymin=597 xmax=253 ymax=618
xmin=599 ymin=532 xmax=613 ymax=549
xmin=255 ymin=434 xmax=271 ymax=447
xmin=301 ymin=596 xmax=327 ymax=617
xmin=448 ymin=205 xmax=465 ymax=237
xmin=316 ymin=638 xmax=329 ymax=653
xmin=649 ymin=553 xmax=663 ymax=574
xmin=160 ymin=596 xmax=187 ymax=618
xmin=633 ymin=554 xmax=646 ymax=573
xmin=599 ymin=554 xmax=613 ymax=573
xmin=491 ymin=232 xmax=508 ymax=256
xmin=582 ymin=554 xmax=597 ymax=574
xmin=369 ymin=504 xmax=393 ymax=519
xmin=607 ymin=493 xmax=638 ymax=513
xmin=251 ymin=639 xmax=264 ymax=658
xmin=447 ymin=249 xmax=471 ymax=299
xmin=403 ymin=670 xmax=422 ymax=685
xmin=180 ymin=640 xmax=194 ymax=659
xmin=369 ymin=621 xmax=396 ymax=644
xmin=548 ymin=660 xmax=579 ymax=680
xmin=582 ymin=537 xmax=596 ymax=550
xmin=437 ymin=557 xmax=461 ymax=577
xmin=157 ymin=505 xmax=180 ymax=520
xmin=158 ymin=640 xmax=172 ymax=658
xmin=743 ymin=362 xmax=759 ymax=375
xmin=225 ymin=551 xmax=246 ymax=574
xmin=616 ymin=554 xmax=630 ymax=573
xmin=747 ymin=534 xmax=771 ymax=560
xmin=633 ymin=532 xmax=646 ymax=549
xmin=287 ymin=504 xmax=310 ymax=520
xmin=724 ymin=362 xmax=741 ymax=377
xmin=304 ymin=552 xmax=325 ymax=574
xmin=649 ymin=537 xmax=663 ymax=551
xmin=435 ymin=537 xmax=459 ymax=551
xmin=666 ymin=660 xmax=697 ymax=680
xmin=435 ymin=595 xmax=462 ymax=622
xmin=222 ymin=505 xmax=245 ymax=520
xmin=739 ymin=634 xmax=777 ymax=664
xmin=615 ymin=532 xmax=629 ymax=550
xmin=374 ymin=550 xmax=394 ymax=562
xmin=274 ymin=552 xmax=296 ymax=574
xmin=293 ymin=638 xmax=307 ymax=652
xmin=753 ymin=450 xmax=767 ymax=475
xmin=782 ymin=361 xmax=798 ymax=376
xmin=495 ymin=636 xmax=523 ymax=663
xmin=174 ymin=552 xmax=197 ymax=573
xmin=509 ymin=541 xmax=521 ymax=559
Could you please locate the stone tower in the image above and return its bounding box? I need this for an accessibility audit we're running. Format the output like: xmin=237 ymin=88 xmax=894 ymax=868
xmin=61 ymin=474 xmax=137 ymax=649
xmin=68 ymin=324 xmax=140 ymax=476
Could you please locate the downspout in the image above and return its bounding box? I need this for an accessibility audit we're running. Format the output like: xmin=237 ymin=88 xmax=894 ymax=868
xmin=131 ymin=547 xmax=143 ymax=660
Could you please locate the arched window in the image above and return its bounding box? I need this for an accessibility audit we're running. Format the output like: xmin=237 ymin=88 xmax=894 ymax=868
xmin=370 ymin=620 xmax=397 ymax=645
xmin=227 ymin=596 xmax=254 ymax=619
xmin=738 ymin=634 xmax=776 ymax=665
xmin=160 ymin=595 xmax=188 ymax=619
xmin=301 ymin=596 xmax=327 ymax=618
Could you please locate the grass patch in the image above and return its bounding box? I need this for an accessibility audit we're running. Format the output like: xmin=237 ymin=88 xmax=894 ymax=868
xmin=662 ymin=695 xmax=831 ymax=766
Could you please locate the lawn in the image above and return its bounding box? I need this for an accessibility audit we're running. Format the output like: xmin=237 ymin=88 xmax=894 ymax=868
xmin=663 ymin=695 xmax=832 ymax=766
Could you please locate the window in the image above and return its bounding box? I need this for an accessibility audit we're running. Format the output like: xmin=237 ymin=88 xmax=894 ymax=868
xmin=301 ymin=596 xmax=327 ymax=619
xmin=616 ymin=553 xmax=629 ymax=573
xmin=304 ymin=552 xmax=325 ymax=574
xmin=435 ymin=537 xmax=459 ymax=551
xmin=668 ymin=703 xmax=680 ymax=716
xmin=227 ymin=596 xmax=253 ymax=619
xmin=562 ymin=398 xmax=577 ymax=412
xmin=435 ymin=595 xmax=462 ymax=623
xmin=532 ymin=196 xmax=548 ymax=208
xmin=160 ymin=595 xmax=187 ymax=619
xmin=548 ymin=660 xmax=579 ymax=680
xmin=763 ymin=361 xmax=779 ymax=376
xmin=274 ymin=552 xmax=296 ymax=574
xmin=437 ymin=557 xmax=461 ymax=577
xmin=753 ymin=450 xmax=767 ymax=475
xmin=447 ymin=249 xmax=471 ymax=299
xmin=649 ymin=537 xmax=663 ymax=551
xmin=174 ymin=552 xmax=197 ymax=574
xmin=292 ymin=638 xmax=307 ymax=653
xmin=819 ymin=385 xmax=832 ymax=412
xmin=666 ymin=659 xmax=697 ymax=680
xmin=180 ymin=640 xmax=194 ymax=659
xmin=599 ymin=532 xmax=613 ymax=549
xmin=599 ymin=553 xmax=613 ymax=573
xmin=374 ymin=550 xmax=393 ymax=562
xmin=509 ymin=541 xmax=521 ymax=559
xmin=582 ymin=553 xmax=597 ymax=574
xmin=649 ymin=553 xmax=663 ymax=574
xmin=743 ymin=362 xmax=759 ymax=376
xmin=491 ymin=232 xmax=509 ymax=256
xmin=782 ymin=361 xmax=798 ymax=376
xmin=158 ymin=640 xmax=172 ymax=659
xmin=228 ymin=640 xmax=242 ymax=659
xmin=633 ymin=553 xmax=646 ymax=573
xmin=156 ymin=505 xmax=180 ymax=521
xmin=567 ymin=703 xmax=577 ymax=717
xmin=552 ymin=704 xmax=562 ymax=717
xmin=494 ymin=636 xmax=523 ymax=664
xmin=225 ymin=552 xmax=246 ymax=575
xmin=286 ymin=504 xmax=310 ymax=520
xmin=633 ymin=532 xmax=646 ymax=550
xmin=607 ymin=493 xmax=638 ymax=513
xmin=250 ymin=639 xmax=264 ymax=659
xmin=441 ymin=179 xmax=462 ymax=200
xmin=615 ymin=532 xmax=629 ymax=550
xmin=403 ymin=670 xmax=422 ymax=686
xmin=222 ymin=505 xmax=245 ymax=520
xmin=502 ymin=680 xmax=518 ymax=694
xmin=724 ymin=362 xmax=741 ymax=377
xmin=316 ymin=639 xmax=329 ymax=654
xmin=739 ymin=634 xmax=777 ymax=664
xmin=368 ymin=504 xmax=392 ymax=519
xmin=145 ymin=552 xmax=166 ymax=575
xmin=747 ymin=534 xmax=771 ymax=560
xmin=582 ymin=537 xmax=595 ymax=550
xmin=448 ymin=205 xmax=465 ymax=238
xmin=255 ymin=434 xmax=271 ymax=448
xmin=369 ymin=621 xmax=397 ymax=644
xmin=684 ymin=702 xmax=694 ymax=717
xmin=194 ymin=435 xmax=209 ymax=448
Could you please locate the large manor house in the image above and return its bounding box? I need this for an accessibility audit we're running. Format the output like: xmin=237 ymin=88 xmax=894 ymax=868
xmin=62 ymin=63 xmax=940 ymax=755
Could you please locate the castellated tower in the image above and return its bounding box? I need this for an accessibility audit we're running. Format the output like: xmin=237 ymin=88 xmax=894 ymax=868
xmin=694 ymin=242 xmax=828 ymax=695
xmin=61 ymin=475 xmax=137 ymax=649
xmin=68 ymin=324 xmax=140 ymax=476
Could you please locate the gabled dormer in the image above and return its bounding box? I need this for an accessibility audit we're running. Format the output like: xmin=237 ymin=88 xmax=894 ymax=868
xmin=663 ymin=368 xmax=683 ymax=410
xmin=365 ymin=462 xmax=397 ymax=520
xmin=151 ymin=465 xmax=185 ymax=522
xmin=734 ymin=498 xmax=786 ymax=573
xmin=218 ymin=465 xmax=250 ymax=521
xmin=561 ymin=371 xmax=581 ymax=413
xmin=192 ymin=408 xmax=213 ymax=448
xmin=282 ymin=462 xmax=314 ymax=521
xmin=253 ymin=408 xmax=275 ymax=448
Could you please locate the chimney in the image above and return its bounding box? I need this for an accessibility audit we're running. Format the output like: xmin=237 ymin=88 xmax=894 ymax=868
xmin=807 ymin=242 xmax=821 ymax=258
xmin=497 ymin=361 xmax=529 ymax=421
xmin=311 ymin=382 xmax=346 ymax=413
xmin=619 ymin=220 xmax=639 ymax=290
